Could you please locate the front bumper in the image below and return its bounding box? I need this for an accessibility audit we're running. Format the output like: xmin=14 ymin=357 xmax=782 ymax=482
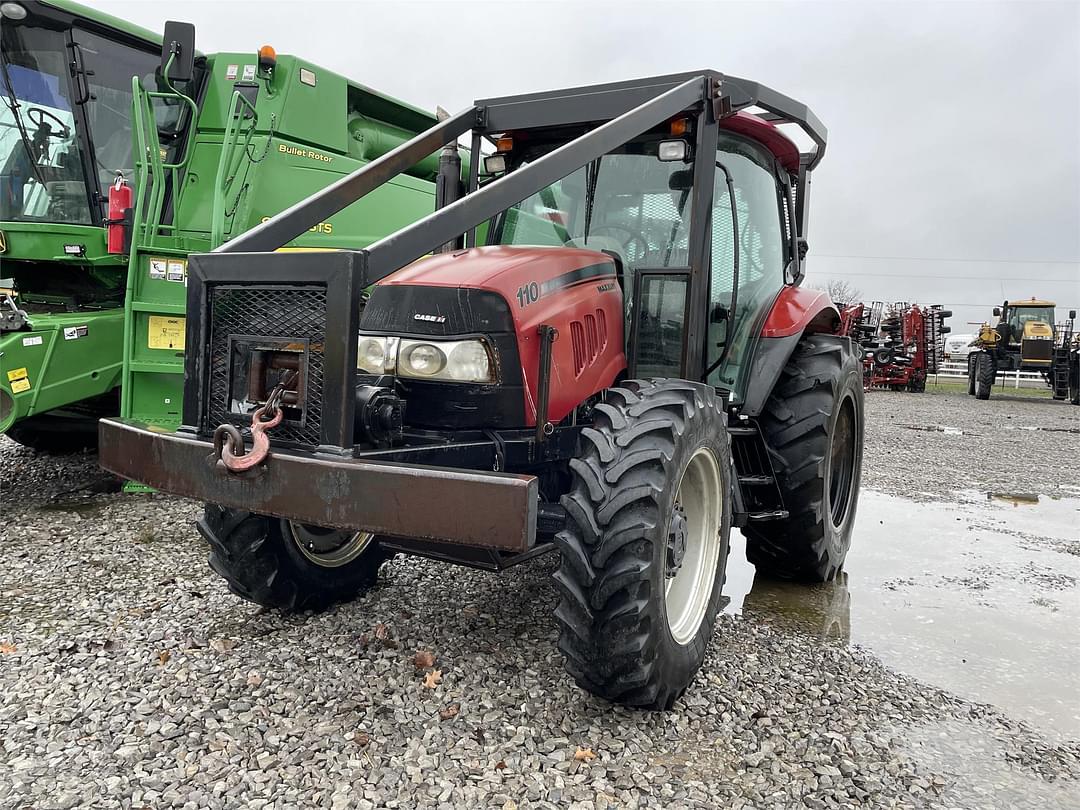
xmin=98 ymin=418 xmax=538 ymax=551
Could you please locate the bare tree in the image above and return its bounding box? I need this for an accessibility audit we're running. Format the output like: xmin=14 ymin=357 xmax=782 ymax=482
xmin=811 ymin=279 xmax=863 ymax=305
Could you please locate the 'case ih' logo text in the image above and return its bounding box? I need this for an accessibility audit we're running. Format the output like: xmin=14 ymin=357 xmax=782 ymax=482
xmin=413 ymin=313 xmax=446 ymax=323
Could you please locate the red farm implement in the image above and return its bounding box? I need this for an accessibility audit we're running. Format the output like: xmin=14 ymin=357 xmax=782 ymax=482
xmin=840 ymin=302 xmax=951 ymax=392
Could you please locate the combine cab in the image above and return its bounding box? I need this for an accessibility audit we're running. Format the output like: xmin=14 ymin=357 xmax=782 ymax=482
xmin=100 ymin=71 xmax=864 ymax=707
xmin=968 ymin=299 xmax=1077 ymax=401
xmin=840 ymin=301 xmax=950 ymax=392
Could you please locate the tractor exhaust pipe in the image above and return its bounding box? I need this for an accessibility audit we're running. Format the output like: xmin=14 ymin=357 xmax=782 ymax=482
xmin=434 ymin=111 xmax=463 ymax=254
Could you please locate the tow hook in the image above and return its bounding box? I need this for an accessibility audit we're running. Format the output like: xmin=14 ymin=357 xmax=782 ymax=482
xmin=213 ymin=378 xmax=289 ymax=472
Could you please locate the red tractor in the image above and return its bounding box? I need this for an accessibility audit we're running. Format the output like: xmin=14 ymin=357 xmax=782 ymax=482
xmin=841 ymin=301 xmax=950 ymax=392
xmin=100 ymin=72 xmax=863 ymax=708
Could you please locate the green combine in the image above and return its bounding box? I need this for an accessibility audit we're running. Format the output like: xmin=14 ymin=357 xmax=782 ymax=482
xmin=1 ymin=0 xmax=446 ymax=450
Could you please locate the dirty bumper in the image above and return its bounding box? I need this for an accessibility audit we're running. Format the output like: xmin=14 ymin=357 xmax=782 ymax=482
xmin=98 ymin=418 xmax=537 ymax=551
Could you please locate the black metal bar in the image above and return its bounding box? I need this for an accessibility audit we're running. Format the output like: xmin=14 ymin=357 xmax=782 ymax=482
xmin=215 ymin=106 xmax=477 ymax=254
xmin=684 ymin=96 xmax=719 ymax=382
xmin=361 ymin=77 xmax=706 ymax=284
xmin=465 ymin=129 xmax=481 ymax=248
xmin=535 ymin=324 xmax=557 ymax=441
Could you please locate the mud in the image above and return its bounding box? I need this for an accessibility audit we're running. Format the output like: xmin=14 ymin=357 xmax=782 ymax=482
xmin=725 ymin=490 xmax=1080 ymax=742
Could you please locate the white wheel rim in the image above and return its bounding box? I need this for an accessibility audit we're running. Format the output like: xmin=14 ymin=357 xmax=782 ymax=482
xmin=285 ymin=521 xmax=374 ymax=568
xmin=664 ymin=447 xmax=723 ymax=645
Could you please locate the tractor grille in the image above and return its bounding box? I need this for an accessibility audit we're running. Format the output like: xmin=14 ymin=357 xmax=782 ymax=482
xmin=206 ymin=285 xmax=327 ymax=448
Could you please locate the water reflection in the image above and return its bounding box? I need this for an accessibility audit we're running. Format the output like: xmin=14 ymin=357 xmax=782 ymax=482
xmin=722 ymin=491 xmax=1080 ymax=741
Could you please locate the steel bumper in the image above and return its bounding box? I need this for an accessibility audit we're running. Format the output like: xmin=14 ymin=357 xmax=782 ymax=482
xmin=98 ymin=418 xmax=538 ymax=551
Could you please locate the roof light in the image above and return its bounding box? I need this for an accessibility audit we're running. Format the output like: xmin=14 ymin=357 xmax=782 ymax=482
xmin=658 ymin=139 xmax=688 ymax=162
xmin=484 ymin=154 xmax=507 ymax=176
xmin=670 ymin=118 xmax=690 ymax=136
xmin=258 ymin=45 xmax=277 ymax=72
xmin=0 ymin=2 xmax=27 ymax=19
xmin=495 ymin=136 xmax=513 ymax=152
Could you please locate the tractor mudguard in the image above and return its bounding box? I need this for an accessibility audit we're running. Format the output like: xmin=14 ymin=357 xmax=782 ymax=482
xmin=742 ymin=286 xmax=841 ymax=417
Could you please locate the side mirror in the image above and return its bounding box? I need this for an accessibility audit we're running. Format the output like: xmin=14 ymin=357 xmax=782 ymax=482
xmin=1070 ymin=310 xmax=1076 ymax=320
xmin=993 ymin=307 xmax=1001 ymax=317
xmin=160 ymin=21 xmax=196 ymax=84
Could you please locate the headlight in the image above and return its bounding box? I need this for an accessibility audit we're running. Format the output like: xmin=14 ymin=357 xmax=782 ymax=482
xmin=400 ymin=342 xmax=446 ymax=377
xmin=357 ymin=337 xmax=390 ymax=374
xmin=358 ymin=335 xmax=495 ymax=383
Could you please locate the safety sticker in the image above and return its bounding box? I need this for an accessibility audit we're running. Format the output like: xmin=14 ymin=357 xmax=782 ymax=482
xmin=63 ymin=325 xmax=89 ymax=341
xmin=6 ymin=367 xmax=27 ymax=382
xmin=21 ymin=336 xmax=42 ymax=347
xmin=225 ymin=64 xmax=239 ymax=80
xmin=11 ymin=377 xmax=30 ymax=394
xmin=148 ymin=316 xmax=185 ymax=350
xmin=242 ymin=64 xmax=256 ymax=81
xmin=149 ymin=258 xmax=167 ymax=279
xmin=167 ymin=259 xmax=187 ymax=282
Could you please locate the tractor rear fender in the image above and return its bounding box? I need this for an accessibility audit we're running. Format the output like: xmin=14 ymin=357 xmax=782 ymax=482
xmin=741 ymin=286 xmax=841 ymax=418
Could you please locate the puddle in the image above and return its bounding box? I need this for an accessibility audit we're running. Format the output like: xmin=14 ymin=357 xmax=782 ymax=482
xmin=896 ymin=718 xmax=1080 ymax=809
xmin=724 ymin=490 xmax=1080 ymax=742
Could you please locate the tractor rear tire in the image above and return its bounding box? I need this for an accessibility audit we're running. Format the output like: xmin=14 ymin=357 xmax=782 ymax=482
xmin=967 ymin=355 xmax=977 ymax=396
xmin=744 ymin=335 xmax=863 ymax=582
xmin=974 ymin=351 xmax=995 ymax=400
xmin=553 ymin=379 xmax=732 ymax=709
xmin=198 ymin=505 xmax=390 ymax=612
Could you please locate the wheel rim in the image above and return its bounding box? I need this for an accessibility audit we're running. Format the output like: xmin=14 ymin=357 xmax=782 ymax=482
xmin=284 ymin=521 xmax=374 ymax=568
xmin=664 ymin=447 xmax=723 ymax=646
xmin=829 ymin=397 xmax=857 ymax=527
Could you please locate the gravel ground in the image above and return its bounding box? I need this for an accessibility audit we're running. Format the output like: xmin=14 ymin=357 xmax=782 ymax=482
xmin=2 ymin=392 xmax=1079 ymax=809
xmin=862 ymin=390 xmax=1079 ymax=500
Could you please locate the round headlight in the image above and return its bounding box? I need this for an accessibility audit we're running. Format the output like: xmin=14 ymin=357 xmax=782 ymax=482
xmin=402 ymin=343 xmax=445 ymax=376
xmin=0 ymin=3 xmax=27 ymax=20
xmin=446 ymin=341 xmax=491 ymax=382
xmin=357 ymin=337 xmax=386 ymax=374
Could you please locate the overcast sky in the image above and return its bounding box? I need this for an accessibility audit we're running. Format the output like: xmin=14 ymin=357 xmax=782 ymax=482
xmin=98 ymin=0 xmax=1080 ymax=332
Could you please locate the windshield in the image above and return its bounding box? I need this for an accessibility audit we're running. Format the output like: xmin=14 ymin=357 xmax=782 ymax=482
xmin=494 ymin=149 xmax=693 ymax=272
xmin=0 ymin=23 xmax=91 ymax=223
xmin=1 ymin=20 xmax=168 ymax=227
xmin=1008 ymin=306 xmax=1055 ymax=334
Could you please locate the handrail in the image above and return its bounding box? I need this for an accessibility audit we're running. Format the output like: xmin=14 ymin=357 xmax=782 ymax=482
xmin=211 ymin=90 xmax=261 ymax=248
xmin=128 ymin=52 xmax=199 ymax=247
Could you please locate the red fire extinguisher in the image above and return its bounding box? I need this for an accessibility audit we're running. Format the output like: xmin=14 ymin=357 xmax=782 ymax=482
xmin=106 ymin=174 xmax=132 ymax=254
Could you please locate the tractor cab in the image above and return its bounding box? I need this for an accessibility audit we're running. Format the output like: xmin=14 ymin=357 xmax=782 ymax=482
xmin=991 ymin=298 xmax=1056 ymax=365
xmin=484 ymin=114 xmax=801 ymax=404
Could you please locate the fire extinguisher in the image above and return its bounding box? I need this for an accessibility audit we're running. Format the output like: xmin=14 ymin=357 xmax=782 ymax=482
xmin=106 ymin=174 xmax=133 ymax=254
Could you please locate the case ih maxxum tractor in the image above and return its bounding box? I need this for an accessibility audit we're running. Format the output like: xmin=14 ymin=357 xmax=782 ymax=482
xmin=100 ymin=72 xmax=863 ymax=708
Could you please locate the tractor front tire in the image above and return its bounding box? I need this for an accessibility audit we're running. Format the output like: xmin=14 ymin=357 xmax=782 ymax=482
xmin=974 ymin=351 xmax=996 ymax=400
xmin=554 ymin=379 xmax=732 ymax=709
xmin=198 ymin=505 xmax=389 ymax=612
xmin=744 ymin=335 xmax=863 ymax=582
xmin=967 ymin=355 xmax=977 ymax=396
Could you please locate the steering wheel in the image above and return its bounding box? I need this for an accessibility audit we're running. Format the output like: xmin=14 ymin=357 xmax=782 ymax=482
xmin=585 ymin=224 xmax=650 ymax=264
xmin=27 ymin=107 xmax=69 ymax=137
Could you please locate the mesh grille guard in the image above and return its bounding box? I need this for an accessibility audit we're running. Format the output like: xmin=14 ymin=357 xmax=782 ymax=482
xmin=183 ymin=250 xmax=366 ymax=453
xmin=206 ymin=285 xmax=327 ymax=448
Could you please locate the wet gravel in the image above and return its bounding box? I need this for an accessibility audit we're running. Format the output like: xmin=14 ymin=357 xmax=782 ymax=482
xmin=862 ymin=390 xmax=1079 ymax=500
xmin=2 ymin=392 xmax=1079 ymax=809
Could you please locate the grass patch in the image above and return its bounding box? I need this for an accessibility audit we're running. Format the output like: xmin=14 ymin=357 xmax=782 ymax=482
xmin=925 ymin=379 xmax=1054 ymax=398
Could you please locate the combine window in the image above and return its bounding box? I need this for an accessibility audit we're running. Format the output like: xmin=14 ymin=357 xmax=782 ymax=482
xmin=0 ymin=23 xmax=91 ymax=223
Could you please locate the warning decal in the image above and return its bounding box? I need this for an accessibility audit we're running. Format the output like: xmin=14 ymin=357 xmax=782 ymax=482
xmin=6 ymin=367 xmax=27 ymax=382
xmin=11 ymin=377 xmax=30 ymax=393
xmin=148 ymin=316 xmax=186 ymax=350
